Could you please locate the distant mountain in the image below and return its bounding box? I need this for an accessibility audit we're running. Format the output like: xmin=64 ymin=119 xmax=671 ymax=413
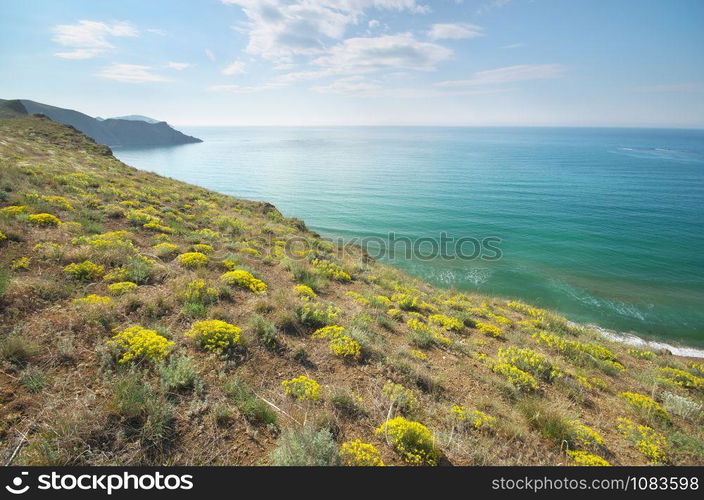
xmin=111 ymin=114 xmax=160 ymax=124
xmin=7 ymin=99 xmax=202 ymax=147
xmin=0 ymin=99 xmax=28 ymax=118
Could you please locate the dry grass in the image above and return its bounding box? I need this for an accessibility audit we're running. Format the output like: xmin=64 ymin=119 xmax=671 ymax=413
xmin=0 ymin=115 xmax=702 ymax=466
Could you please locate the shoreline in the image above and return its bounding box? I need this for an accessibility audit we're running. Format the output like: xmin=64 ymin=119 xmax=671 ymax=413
xmin=110 ymin=153 xmax=704 ymax=360
xmin=583 ymin=323 xmax=704 ymax=359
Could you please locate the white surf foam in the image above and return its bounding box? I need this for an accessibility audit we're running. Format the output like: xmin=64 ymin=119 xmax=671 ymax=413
xmin=577 ymin=322 xmax=704 ymax=359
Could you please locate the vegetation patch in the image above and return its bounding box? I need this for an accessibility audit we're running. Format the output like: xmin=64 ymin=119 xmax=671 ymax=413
xmin=220 ymin=269 xmax=267 ymax=293
xmin=376 ymin=417 xmax=439 ymax=465
xmin=108 ymin=325 xmax=174 ymax=364
xmin=185 ymin=320 xmax=242 ymax=355
xmin=282 ymin=375 xmax=321 ymax=402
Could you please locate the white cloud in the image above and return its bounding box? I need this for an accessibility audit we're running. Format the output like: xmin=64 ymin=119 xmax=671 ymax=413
xmin=503 ymin=42 xmax=524 ymax=49
xmin=167 ymin=62 xmax=191 ymax=70
xmin=222 ymin=61 xmax=246 ymax=75
xmin=312 ymin=76 xmax=382 ymax=94
xmin=313 ymin=33 xmax=452 ymax=73
xmin=634 ymin=82 xmax=704 ymax=93
xmin=436 ymin=64 xmax=565 ymax=86
xmin=98 ymin=63 xmax=169 ymax=83
xmin=313 ymin=77 xmax=515 ymax=98
xmin=52 ymin=20 xmax=138 ymax=59
xmin=216 ymin=1 xmax=448 ymax=95
xmin=478 ymin=0 xmax=512 ymax=13
xmin=221 ymin=0 xmax=430 ymax=61
xmin=275 ymin=69 xmax=337 ymax=84
xmin=205 ymin=48 xmax=216 ymax=61
xmin=428 ymin=23 xmax=483 ymax=40
xmin=146 ymin=28 xmax=166 ymax=36
xmin=229 ymin=32 xmax=452 ymax=93
xmin=209 ymin=82 xmax=285 ymax=93
xmin=387 ymin=86 xmax=515 ymax=99
xmin=54 ymin=49 xmax=105 ymax=60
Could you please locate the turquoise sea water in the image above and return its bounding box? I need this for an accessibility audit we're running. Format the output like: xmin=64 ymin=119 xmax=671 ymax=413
xmin=113 ymin=127 xmax=704 ymax=347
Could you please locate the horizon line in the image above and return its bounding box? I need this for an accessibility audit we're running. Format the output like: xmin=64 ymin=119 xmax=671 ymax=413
xmin=170 ymin=123 xmax=704 ymax=130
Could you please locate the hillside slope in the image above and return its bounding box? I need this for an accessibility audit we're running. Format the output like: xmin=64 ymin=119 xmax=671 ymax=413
xmin=0 ymin=116 xmax=702 ymax=466
xmin=0 ymin=99 xmax=28 ymax=119
xmin=16 ymin=100 xmax=202 ymax=147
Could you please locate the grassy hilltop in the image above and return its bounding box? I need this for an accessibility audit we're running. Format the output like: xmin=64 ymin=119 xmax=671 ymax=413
xmin=0 ymin=115 xmax=702 ymax=466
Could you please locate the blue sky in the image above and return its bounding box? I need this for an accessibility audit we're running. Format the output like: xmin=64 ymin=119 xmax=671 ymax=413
xmin=1 ymin=0 xmax=703 ymax=126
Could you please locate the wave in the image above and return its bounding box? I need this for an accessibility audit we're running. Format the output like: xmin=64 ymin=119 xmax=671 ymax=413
xmin=584 ymin=323 xmax=704 ymax=358
xmin=614 ymin=146 xmax=704 ymax=163
xmin=404 ymin=264 xmax=493 ymax=287
xmin=463 ymin=267 xmax=492 ymax=286
xmin=549 ymin=277 xmax=648 ymax=321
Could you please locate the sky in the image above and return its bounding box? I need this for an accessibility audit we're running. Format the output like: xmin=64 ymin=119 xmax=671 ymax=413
xmin=1 ymin=0 xmax=703 ymax=127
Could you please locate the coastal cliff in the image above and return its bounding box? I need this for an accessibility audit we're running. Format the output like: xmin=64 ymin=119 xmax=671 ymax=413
xmin=0 ymin=115 xmax=702 ymax=466
xmin=1 ymin=99 xmax=202 ymax=147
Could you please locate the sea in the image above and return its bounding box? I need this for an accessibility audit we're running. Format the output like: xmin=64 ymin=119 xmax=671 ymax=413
xmin=113 ymin=126 xmax=704 ymax=353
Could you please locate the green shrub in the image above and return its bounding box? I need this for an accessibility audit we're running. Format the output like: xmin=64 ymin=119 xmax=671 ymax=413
xmin=0 ymin=268 xmax=9 ymax=297
xmin=123 ymin=256 xmax=156 ymax=285
xmin=285 ymin=260 xmax=320 ymax=290
xmin=668 ymin=431 xmax=704 ymax=464
xmin=331 ymin=390 xmax=366 ymax=419
xmin=661 ymin=391 xmax=702 ymax=421
xmin=297 ymin=301 xmax=341 ymax=328
xmin=270 ymin=425 xmax=339 ymax=466
xmin=382 ymin=381 xmax=416 ymax=415
xmin=216 ymin=216 xmax=248 ymax=235
xmin=223 ymin=377 xmax=277 ymax=426
xmin=154 ymin=242 xmax=179 ymax=258
xmin=248 ymin=314 xmax=280 ymax=351
xmin=158 ymin=355 xmax=198 ymax=392
xmin=0 ymin=334 xmax=40 ymax=366
xmin=181 ymin=279 xmax=218 ymax=317
xmin=110 ymin=372 xmax=174 ymax=448
xmin=19 ymin=365 xmax=49 ymax=392
xmin=519 ymin=399 xmax=577 ymax=447
xmin=407 ymin=323 xmax=436 ymax=349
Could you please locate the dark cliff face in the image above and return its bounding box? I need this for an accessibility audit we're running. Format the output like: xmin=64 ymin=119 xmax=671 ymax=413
xmin=16 ymin=99 xmax=202 ymax=147
xmin=99 ymin=118 xmax=202 ymax=147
